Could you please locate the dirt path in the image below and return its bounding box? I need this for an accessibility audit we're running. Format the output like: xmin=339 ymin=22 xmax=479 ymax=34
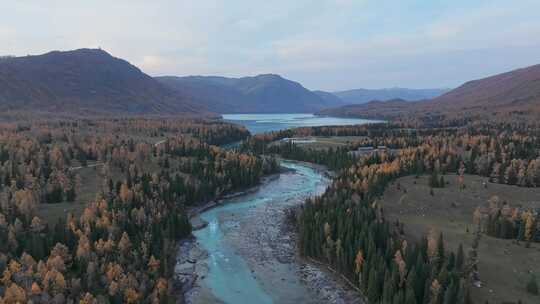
xmin=68 ymin=162 xmax=103 ymax=171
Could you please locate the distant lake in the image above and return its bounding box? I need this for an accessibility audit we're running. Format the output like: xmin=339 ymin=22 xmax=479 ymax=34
xmin=223 ymin=113 xmax=382 ymax=134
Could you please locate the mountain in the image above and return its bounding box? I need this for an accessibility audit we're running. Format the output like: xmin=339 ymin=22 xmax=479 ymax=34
xmin=313 ymin=90 xmax=345 ymax=105
xmin=318 ymin=99 xmax=410 ymax=119
xmin=333 ymin=88 xmax=449 ymax=104
xmin=427 ymin=63 xmax=540 ymax=112
xmin=319 ymin=64 xmax=540 ymax=120
xmin=0 ymin=49 xmax=204 ymax=115
xmin=156 ymin=76 xmax=250 ymax=113
xmin=157 ymin=74 xmax=341 ymax=113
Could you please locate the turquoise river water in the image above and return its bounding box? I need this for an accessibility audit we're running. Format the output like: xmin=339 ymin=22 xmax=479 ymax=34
xmin=183 ymin=113 xmax=374 ymax=303
xmin=191 ymin=161 xmax=328 ymax=303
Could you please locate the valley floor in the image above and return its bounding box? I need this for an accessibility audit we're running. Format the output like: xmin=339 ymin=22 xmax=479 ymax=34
xmin=380 ymin=174 xmax=540 ymax=303
xmin=175 ymin=162 xmax=363 ymax=304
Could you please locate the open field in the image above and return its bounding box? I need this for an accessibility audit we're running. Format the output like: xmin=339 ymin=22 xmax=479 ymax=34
xmin=380 ymin=174 xmax=540 ymax=304
xmin=37 ymin=164 xmax=102 ymax=223
xmin=36 ymin=149 xmax=192 ymax=224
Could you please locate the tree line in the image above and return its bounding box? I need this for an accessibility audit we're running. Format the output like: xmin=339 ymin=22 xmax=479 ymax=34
xmin=296 ymin=147 xmax=473 ymax=303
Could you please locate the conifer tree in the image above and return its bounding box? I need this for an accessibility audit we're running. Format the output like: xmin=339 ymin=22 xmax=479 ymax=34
xmin=526 ymin=275 xmax=538 ymax=295
xmin=456 ymin=244 xmax=464 ymax=271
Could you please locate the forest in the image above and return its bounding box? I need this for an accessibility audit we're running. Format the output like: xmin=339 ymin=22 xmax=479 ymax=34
xmin=1 ymin=114 xmax=539 ymax=303
xmin=0 ymin=118 xmax=276 ymax=303
xmin=252 ymin=119 xmax=540 ymax=303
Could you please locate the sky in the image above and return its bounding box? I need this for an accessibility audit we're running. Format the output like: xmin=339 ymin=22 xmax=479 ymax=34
xmin=2 ymin=0 xmax=540 ymax=91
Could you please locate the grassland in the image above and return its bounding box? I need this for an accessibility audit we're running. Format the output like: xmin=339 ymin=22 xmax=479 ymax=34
xmin=380 ymin=174 xmax=540 ymax=303
xmin=34 ymin=133 xmax=170 ymax=224
xmin=35 ymin=147 xmax=185 ymax=224
xmin=36 ymin=164 xmax=102 ymax=223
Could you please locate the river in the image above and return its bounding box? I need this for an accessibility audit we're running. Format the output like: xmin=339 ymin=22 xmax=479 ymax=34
xmin=176 ymin=161 xmax=361 ymax=303
xmin=176 ymin=113 xmax=371 ymax=303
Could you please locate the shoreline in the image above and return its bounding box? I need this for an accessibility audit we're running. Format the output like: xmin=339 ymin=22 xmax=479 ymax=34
xmin=277 ymin=158 xmax=336 ymax=179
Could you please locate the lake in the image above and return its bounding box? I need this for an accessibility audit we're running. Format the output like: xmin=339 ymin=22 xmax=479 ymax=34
xmin=222 ymin=113 xmax=382 ymax=134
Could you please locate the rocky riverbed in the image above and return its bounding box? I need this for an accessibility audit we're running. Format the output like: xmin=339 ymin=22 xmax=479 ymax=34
xmin=174 ymin=161 xmax=364 ymax=304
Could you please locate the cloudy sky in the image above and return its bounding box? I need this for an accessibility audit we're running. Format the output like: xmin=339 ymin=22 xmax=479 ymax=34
xmin=2 ymin=0 xmax=540 ymax=91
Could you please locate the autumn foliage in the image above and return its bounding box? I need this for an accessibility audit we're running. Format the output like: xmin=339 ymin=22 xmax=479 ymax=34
xmin=0 ymin=117 xmax=275 ymax=302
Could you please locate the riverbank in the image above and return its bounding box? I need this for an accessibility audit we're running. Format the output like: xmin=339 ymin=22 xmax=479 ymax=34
xmin=172 ymin=167 xmax=286 ymax=303
xmin=276 ymin=157 xmax=336 ymax=179
xmin=173 ymin=166 xmax=288 ymax=303
xmin=186 ymin=167 xmax=288 ymax=230
xmin=174 ymin=161 xmax=363 ymax=304
xmin=226 ymin=179 xmax=363 ymax=303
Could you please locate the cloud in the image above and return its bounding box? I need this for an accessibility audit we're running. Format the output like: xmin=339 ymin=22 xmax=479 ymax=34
xmin=1 ymin=0 xmax=540 ymax=90
xmin=139 ymin=56 xmax=170 ymax=72
xmin=329 ymin=0 xmax=356 ymax=6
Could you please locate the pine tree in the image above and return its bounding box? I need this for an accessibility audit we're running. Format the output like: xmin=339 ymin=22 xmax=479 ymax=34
xmin=526 ymin=275 xmax=538 ymax=295
xmin=430 ymin=171 xmax=439 ymax=188
xmin=405 ymin=287 xmax=417 ymax=304
xmin=367 ymin=267 xmax=381 ymax=302
xmin=456 ymin=244 xmax=464 ymax=271
xmin=437 ymin=232 xmax=445 ymax=268
xmin=443 ymin=279 xmax=457 ymax=304
xmin=393 ymin=290 xmax=405 ymax=304
xmin=406 ymin=266 xmax=422 ymax=304
xmin=382 ymin=271 xmax=395 ymax=303
xmin=455 ymin=279 xmax=472 ymax=304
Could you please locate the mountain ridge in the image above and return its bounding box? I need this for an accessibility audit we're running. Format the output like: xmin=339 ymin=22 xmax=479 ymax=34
xmin=156 ymin=74 xmax=339 ymax=113
xmin=0 ymin=48 xmax=205 ymax=115
xmin=331 ymin=87 xmax=449 ymax=104
xmin=3 ymin=48 xmax=537 ymax=119
xmin=318 ymin=63 xmax=540 ymax=120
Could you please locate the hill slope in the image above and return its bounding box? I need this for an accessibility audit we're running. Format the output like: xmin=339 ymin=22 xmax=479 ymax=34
xmin=0 ymin=49 xmax=203 ymax=115
xmin=428 ymin=64 xmax=540 ymax=111
xmin=157 ymin=74 xmax=340 ymax=113
xmin=320 ymin=64 xmax=540 ymax=120
xmin=313 ymin=90 xmax=345 ymax=105
xmin=332 ymin=87 xmax=449 ymax=104
xmin=318 ymin=99 xmax=410 ymax=119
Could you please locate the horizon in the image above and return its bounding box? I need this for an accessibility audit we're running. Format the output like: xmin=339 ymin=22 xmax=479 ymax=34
xmin=5 ymin=46 xmax=456 ymax=91
xmin=10 ymin=47 xmax=538 ymax=93
xmin=3 ymin=1 xmax=540 ymax=91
